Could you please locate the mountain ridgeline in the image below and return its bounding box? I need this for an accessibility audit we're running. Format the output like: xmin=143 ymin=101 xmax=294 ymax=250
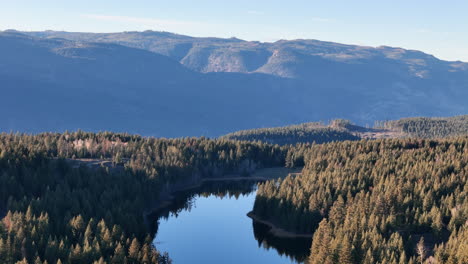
xmin=20 ymin=30 xmax=468 ymax=79
xmin=1 ymin=30 xmax=468 ymax=137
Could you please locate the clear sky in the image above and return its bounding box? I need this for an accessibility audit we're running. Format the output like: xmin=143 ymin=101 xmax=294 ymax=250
xmin=1 ymin=0 xmax=467 ymax=61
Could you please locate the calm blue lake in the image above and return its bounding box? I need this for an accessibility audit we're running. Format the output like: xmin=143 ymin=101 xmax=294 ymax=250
xmin=152 ymin=181 xmax=311 ymax=264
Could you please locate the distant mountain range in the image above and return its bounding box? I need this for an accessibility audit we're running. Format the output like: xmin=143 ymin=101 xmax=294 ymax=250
xmin=1 ymin=30 xmax=467 ymax=137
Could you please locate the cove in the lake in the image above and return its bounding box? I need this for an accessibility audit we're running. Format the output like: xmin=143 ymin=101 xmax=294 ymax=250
xmin=150 ymin=180 xmax=311 ymax=263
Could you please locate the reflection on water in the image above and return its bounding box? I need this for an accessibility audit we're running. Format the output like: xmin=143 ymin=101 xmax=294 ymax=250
xmin=253 ymin=221 xmax=311 ymax=262
xmin=150 ymin=180 xmax=311 ymax=263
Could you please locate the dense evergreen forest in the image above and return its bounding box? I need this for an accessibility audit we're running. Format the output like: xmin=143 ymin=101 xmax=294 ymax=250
xmin=253 ymin=137 xmax=468 ymax=263
xmin=221 ymin=121 xmax=360 ymax=146
xmin=376 ymin=115 xmax=468 ymax=138
xmin=0 ymin=132 xmax=286 ymax=264
xmin=1 ymin=120 xmax=468 ymax=264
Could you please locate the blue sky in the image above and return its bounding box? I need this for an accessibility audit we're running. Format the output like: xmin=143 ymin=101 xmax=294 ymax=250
xmin=1 ymin=0 xmax=467 ymax=61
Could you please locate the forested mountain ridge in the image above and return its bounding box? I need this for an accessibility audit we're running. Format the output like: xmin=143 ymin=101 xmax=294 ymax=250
xmin=221 ymin=120 xmax=362 ymax=145
xmin=253 ymin=137 xmax=468 ymax=263
xmin=1 ymin=30 xmax=468 ymax=136
xmin=221 ymin=116 xmax=468 ymax=145
xmin=376 ymin=115 xmax=468 ymax=138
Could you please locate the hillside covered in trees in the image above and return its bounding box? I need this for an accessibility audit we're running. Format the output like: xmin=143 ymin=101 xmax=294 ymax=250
xmin=0 ymin=132 xmax=286 ymax=264
xmin=1 ymin=125 xmax=468 ymax=263
xmin=253 ymin=137 xmax=468 ymax=263
xmin=223 ymin=116 xmax=468 ymax=146
xmin=221 ymin=120 xmax=361 ymax=145
xmin=376 ymin=115 xmax=468 ymax=138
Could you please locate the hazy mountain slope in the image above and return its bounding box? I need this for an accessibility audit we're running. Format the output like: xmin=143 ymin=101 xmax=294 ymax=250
xmin=21 ymin=31 xmax=468 ymax=118
xmin=22 ymin=30 xmax=468 ymax=78
xmin=0 ymin=32 xmax=311 ymax=136
xmin=0 ymin=31 xmax=204 ymax=136
xmin=1 ymin=31 xmax=468 ymax=137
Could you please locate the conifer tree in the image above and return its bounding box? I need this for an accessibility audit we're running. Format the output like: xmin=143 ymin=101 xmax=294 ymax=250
xmin=339 ymin=235 xmax=354 ymax=264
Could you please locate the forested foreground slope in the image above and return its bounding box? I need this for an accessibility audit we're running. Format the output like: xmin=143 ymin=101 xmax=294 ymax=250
xmin=0 ymin=132 xmax=286 ymax=264
xmin=1 ymin=129 xmax=468 ymax=263
xmin=253 ymin=137 xmax=468 ymax=263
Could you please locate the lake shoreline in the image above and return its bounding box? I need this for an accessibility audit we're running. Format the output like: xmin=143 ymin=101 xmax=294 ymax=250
xmin=247 ymin=211 xmax=313 ymax=238
xmin=145 ymin=167 xmax=303 ymax=217
xmin=144 ymin=175 xmax=277 ymax=216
